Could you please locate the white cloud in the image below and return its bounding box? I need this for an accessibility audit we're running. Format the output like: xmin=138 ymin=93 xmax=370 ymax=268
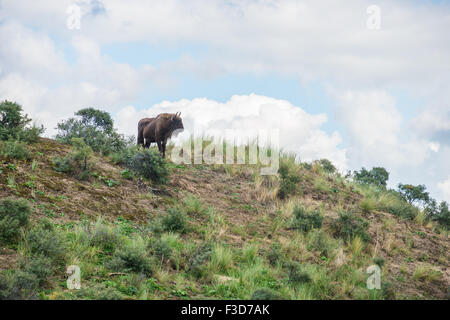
xmin=331 ymin=89 xmax=432 ymax=168
xmin=437 ymin=177 xmax=450 ymax=203
xmin=114 ymin=94 xmax=348 ymax=171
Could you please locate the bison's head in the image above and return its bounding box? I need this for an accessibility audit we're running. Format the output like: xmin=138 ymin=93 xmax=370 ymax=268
xmin=171 ymin=112 xmax=184 ymax=133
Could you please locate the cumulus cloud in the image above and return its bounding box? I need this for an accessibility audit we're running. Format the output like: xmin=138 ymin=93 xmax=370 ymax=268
xmin=114 ymin=94 xmax=348 ymax=171
xmin=437 ymin=177 xmax=450 ymax=202
xmin=330 ymin=89 xmax=432 ymax=168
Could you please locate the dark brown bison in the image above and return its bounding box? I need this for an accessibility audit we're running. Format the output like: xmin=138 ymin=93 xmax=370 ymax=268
xmin=137 ymin=117 xmax=155 ymax=147
xmin=142 ymin=112 xmax=184 ymax=158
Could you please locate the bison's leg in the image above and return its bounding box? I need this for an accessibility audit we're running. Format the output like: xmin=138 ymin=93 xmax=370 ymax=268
xmin=162 ymin=137 xmax=169 ymax=158
xmin=156 ymin=140 xmax=163 ymax=155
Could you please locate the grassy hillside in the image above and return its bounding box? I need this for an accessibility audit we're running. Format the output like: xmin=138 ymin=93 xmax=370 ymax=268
xmin=0 ymin=137 xmax=448 ymax=300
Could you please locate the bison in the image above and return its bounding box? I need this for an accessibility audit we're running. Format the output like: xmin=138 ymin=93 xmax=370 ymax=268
xmin=137 ymin=117 xmax=155 ymax=147
xmin=141 ymin=112 xmax=184 ymax=158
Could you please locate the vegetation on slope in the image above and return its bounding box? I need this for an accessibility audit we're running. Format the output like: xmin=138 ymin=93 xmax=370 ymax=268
xmin=0 ymin=101 xmax=448 ymax=300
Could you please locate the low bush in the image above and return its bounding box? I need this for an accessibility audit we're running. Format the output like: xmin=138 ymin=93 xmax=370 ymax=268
xmin=157 ymin=207 xmax=188 ymax=234
xmin=112 ymin=146 xmax=169 ymax=184
xmin=187 ymin=243 xmax=212 ymax=278
xmin=283 ymin=261 xmax=312 ymax=285
xmin=0 ymin=198 xmax=31 ymax=244
xmin=53 ymin=137 xmax=93 ymax=180
xmin=88 ymin=222 xmax=122 ymax=254
xmin=289 ymin=206 xmax=323 ymax=233
xmin=0 ymin=270 xmax=39 ymax=300
xmin=0 ymin=140 xmax=31 ymax=160
xmin=107 ymin=237 xmax=154 ymax=276
xmin=332 ymin=211 xmax=370 ymax=242
xmin=25 ymin=225 xmax=65 ymax=266
xmin=277 ymin=161 xmax=301 ymax=199
xmin=21 ymin=255 xmax=54 ymax=286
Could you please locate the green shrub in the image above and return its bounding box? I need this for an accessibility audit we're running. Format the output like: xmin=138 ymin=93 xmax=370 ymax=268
xmin=354 ymin=167 xmax=389 ymax=188
xmin=129 ymin=148 xmax=168 ymax=184
xmin=266 ymin=243 xmax=283 ymax=266
xmin=159 ymin=207 xmax=188 ymax=234
xmin=397 ymin=184 xmax=430 ymax=206
xmin=373 ymin=256 xmax=385 ymax=268
xmin=277 ymin=162 xmax=301 ymax=199
xmin=0 ymin=100 xmax=44 ymax=143
xmin=0 ymin=198 xmax=31 ymax=244
xmin=290 ymin=206 xmax=323 ymax=232
xmin=56 ymin=108 xmax=127 ymax=155
xmin=25 ymin=226 xmax=65 ymax=265
xmin=187 ymin=243 xmax=212 ymax=278
xmin=21 ymin=255 xmax=54 ymax=286
xmin=151 ymin=238 xmax=173 ymax=261
xmin=332 ymin=211 xmax=370 ymax=242
xmin=425 ymin=199 xmax=449 ymax=229
xmin=0 ymin=140 xmax=31 ymax=160
xmin=251 ymin=288 xmax=283 ymax=300
xmin=53 ymin=137 xmax=93 ymax=180
xmin=107 ymin=238 xmax=154 ymax=276
xmin=0 ymin=270 xmax=39 ymax=300
xmin=88 ymin=222 xmax=122 ymax=254
xmin=112 ymin=146 xmax=169 ymax=184
xmin=284 ymin=261 xmax=312 ymax=285
xmin=316 ymin=159 xmax=336 ymax=174
xmin=306 ymin=229 xmax=338 ymax=257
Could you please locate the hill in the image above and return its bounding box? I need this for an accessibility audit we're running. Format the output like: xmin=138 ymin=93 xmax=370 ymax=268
xmin=0 ymin=137 xmax=448 ymax=300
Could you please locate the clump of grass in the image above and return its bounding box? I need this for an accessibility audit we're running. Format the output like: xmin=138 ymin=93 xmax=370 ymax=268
xmin=266 ymin=243 xmax=284 ymax=266
xmin=289 ymin=205 xmax=323 ymax=233
xmin=241 ymin=243 xmax=259 ymax=265
xmin=184 ymin=195 xmax=206 ymax=216
xmin=375 ymin=193 xmax=418 ymax=220
xmin=210 ymin=244 xmax=233 ymax=273
xmin=332 ymin=211 xmax=371 ymax=242
xmin=0 ymin=197 xmax=31 ymax=245
xmin=413 ymin=265 xmax=443 ymax=282
xmin=359 ymin=197 xmax=376 ymax=213
xmin=306 ymin=229 xmax=340 ymax=258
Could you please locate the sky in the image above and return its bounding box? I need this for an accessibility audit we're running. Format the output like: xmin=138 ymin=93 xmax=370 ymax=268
xmin=0 ymin=0 xmax=449 ymax=201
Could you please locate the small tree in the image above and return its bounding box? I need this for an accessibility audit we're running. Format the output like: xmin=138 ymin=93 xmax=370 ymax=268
xmin=425 ymin=199 xmax=449 ymax=229
xmin=316 ymin=159 xmax=336 ymax=174
xmin=354 ymin=167 xmax=389 ymax=188
xmin=0 ymin=100 xmax=44 ymax=142
xmin=397 ymin=184 xmax=429 ymax=206
xmin=56 ymin=108 xmax=126 ymax=155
